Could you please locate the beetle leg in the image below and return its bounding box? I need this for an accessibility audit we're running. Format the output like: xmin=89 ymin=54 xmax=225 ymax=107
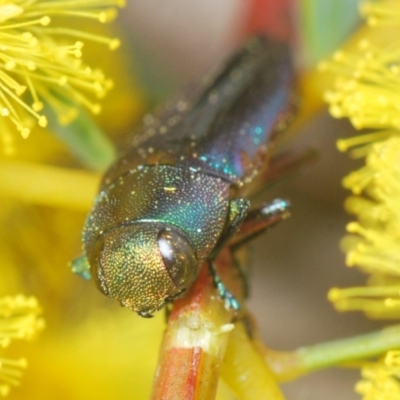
xmin=210 ymin=198 xmax=250 ymax=259
xmin=230 ymin=198 xmax=291 ymax=248
xmin=209 ymin=261 xmax=240 ymax=312
xmin=70 ymin=254 xmax=92 ymax=280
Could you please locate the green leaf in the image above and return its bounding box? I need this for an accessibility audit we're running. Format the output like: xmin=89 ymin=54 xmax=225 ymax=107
xmin=300 ymin=0 xmax=361 ymax=65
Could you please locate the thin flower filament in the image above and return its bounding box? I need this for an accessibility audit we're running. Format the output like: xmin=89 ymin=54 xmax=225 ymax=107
xmin=0 ymin=295 xmax=43 ymax=396
xmin=0 ymin=0 xmax=123 ymax=153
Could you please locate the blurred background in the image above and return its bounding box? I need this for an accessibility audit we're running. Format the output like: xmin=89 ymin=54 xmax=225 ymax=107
xmin=0 ymin=1 xmax=386 ymax=399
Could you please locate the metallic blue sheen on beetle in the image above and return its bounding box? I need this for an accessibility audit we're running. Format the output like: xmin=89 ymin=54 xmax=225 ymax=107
xmin=72 ymin=36 xmax=297 ymax=317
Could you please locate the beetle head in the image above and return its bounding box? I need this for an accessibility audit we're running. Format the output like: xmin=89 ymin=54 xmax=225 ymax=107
xmin=88 ymin=221 xmax=198 ymax=317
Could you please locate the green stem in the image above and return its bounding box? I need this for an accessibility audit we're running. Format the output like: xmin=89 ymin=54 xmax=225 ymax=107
xmin=299 ymin=325 xmax=400 ymax=370
xmin=270 ymin=325 xmax=400 ymax=380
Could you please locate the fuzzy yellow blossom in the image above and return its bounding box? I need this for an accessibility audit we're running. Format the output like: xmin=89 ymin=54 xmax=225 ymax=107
xmin=319 ymin=0 xmax=400 ymax=320
xmin=328 ymin=136 xmax=400 ymax=319
xmin=0 ymin=0 xmax=124 ymax=155
xmin=356 ymin=351 xmax=400 ymax=400
xmin=0 ymin=295 xmax=44 ymax=396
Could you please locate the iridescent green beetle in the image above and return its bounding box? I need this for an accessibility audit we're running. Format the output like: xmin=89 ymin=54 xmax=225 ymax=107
xmin=72 ymin=36 xmax=297 ymax=317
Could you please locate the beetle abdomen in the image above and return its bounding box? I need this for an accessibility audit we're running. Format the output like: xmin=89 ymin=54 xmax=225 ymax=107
xmin=102 ymin=36 xmax=296 ymax=188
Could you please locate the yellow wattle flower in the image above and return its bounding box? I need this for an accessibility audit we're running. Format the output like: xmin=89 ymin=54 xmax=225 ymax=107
xmin=0 ymin=295 xmax=44 ymax=396
xmin=356 ymin=351 xmax=400 ymax=400
xmin=0 ymin=4 xmax=149 ymax=398
xmin=320 ymin=0 xmax=400 ymax=321
xmin=328 ymin=136 xmax=400 ymax=319
xmin=0 ymin=0 xmax=124 ymax=154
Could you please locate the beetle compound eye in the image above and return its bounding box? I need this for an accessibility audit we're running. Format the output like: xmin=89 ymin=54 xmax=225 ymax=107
xmin=158 ymin=228 xmax=198 ymax=292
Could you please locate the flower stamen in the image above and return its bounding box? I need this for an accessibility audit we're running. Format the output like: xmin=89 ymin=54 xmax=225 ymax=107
xmin=0 ymin=295 xmax=44 ymax=396
xmin=0 ymin=0 xmax=123 ymax=146
xmin=356 ymin=350 xmax=400 ymax=399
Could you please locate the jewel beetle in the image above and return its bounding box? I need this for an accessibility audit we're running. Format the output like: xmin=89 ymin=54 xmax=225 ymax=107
xmin=72 ymin=35 xmax=297 ymax=317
